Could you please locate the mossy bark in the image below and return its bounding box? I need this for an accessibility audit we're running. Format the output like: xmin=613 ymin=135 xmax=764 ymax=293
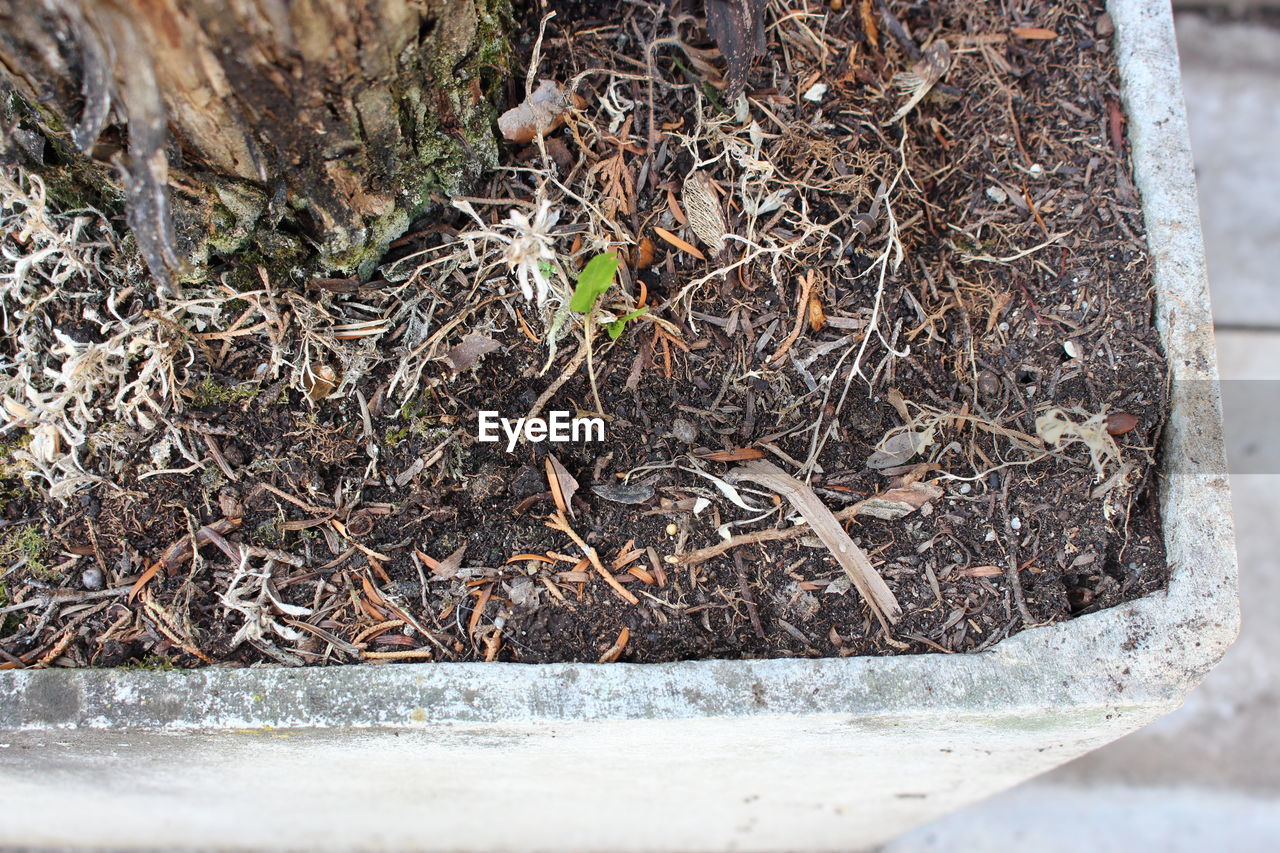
xmin=0 ymin=0 xmax=510 ymax=288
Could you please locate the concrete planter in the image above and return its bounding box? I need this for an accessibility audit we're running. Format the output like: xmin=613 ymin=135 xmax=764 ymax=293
xmin=0 ymin=1 xmax=1238 ymax=850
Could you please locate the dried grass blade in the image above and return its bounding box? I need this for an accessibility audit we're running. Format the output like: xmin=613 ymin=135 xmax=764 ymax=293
xmin=729 ymin=460 xmax=902 ymax=626
xmin=701 ymin=447 xmax=766 ymax=462
xmin=652 ymin=226 xmax=706 ymax=261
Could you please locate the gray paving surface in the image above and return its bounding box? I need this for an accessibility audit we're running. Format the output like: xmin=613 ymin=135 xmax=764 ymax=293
xmin=883 ymin=11 xmax=1280 ymax=851
xmin=1176 ymin=15 xmax=1280 ymax=327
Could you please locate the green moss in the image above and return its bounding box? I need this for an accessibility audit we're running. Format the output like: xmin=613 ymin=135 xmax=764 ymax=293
xmin=218 ymin=229 xmax=309 ymax=292
xmin=122 ymin=653 xmax=176 ymax=671
xmin=0 ymin=430 xmax=32 ymax=480
xmin=318 ymin=0 xmax=510 ymax=279
xmin=254 ymin=521 xmax=281 ymax=545
xmin=192 ymin=376 xmax=261 ymax=407
xmin=383 ymin=392 xmax=453 ymax=446
xmin=209 ymin=182 xmax=269 ymax=255
xmin=1 ymin=523 xmax=52 ymax=580
xmin=0 ymin=581 xmax=17 ymax=635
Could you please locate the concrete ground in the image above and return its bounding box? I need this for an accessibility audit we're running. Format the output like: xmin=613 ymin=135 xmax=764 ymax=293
xmin=882 ymin=11 xmax=1280 ymax=851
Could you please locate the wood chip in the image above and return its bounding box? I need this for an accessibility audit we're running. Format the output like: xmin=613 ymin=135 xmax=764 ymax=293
xmin=1012 ymin=27 xmax=1058 ymax=40
xmin=598 ymin=627 xmax=630 ymax=663
xmin=700 ymin=447 xmax=765 ymax=462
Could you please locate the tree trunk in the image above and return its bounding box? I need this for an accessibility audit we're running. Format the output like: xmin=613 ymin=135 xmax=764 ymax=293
xmin=0 ymin=0 xmax=510 ymax=289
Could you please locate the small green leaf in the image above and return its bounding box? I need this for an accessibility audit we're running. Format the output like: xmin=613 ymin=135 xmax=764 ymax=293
xmin=570 ymin=252 xmax=620 ymax=314
xmin=605 ymin=307 xmax=648 ymax=340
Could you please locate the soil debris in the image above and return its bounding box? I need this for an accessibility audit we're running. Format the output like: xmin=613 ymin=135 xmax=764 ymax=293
xmin=0 ymin=0 xmax=1169 ymax=668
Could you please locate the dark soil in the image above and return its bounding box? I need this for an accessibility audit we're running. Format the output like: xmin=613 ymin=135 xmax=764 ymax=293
xmin=0 ymin=0 xmax=1169 ymax=668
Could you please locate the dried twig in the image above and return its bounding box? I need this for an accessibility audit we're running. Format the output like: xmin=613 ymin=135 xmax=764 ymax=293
xmin=546 ymin=510 xmax=639 ymax=605
xmin=128 ymin=517 xmax=241 ymax=602
xmin=728 ymin=460 xmax=902 ymax=628
xmin=732 ymin=551 xmax=766 ymax=640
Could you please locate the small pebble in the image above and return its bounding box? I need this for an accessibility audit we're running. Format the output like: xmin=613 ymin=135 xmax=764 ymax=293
xmin=81 ymin=567 xmax=104 ymax=591
xmin=802 ymin=82 xmax=828 ymax=103
xmin=665 ymin=523 xmax=679 ymax=536
xmin=977 ymin=370 xmax=1000 ymax=398
xmin=671 ymin=418 xmax=698 ymax=444
xmin=1010 ymin=517 xmax=1022 ymax=532
xmin=218 ymin=490 xmax=243 ymax=520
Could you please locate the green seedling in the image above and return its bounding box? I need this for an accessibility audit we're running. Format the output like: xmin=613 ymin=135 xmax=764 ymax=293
xmin=606 ymin=307 xmax=649 ymax=340
xmin=569 ymin=251 xmax=646 ymax=337
xmin=570 ymin=251 xmax=620 ymax=313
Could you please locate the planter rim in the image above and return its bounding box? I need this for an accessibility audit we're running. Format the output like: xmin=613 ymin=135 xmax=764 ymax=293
xmin=0 ymin=0 xmax=1239 ymax=733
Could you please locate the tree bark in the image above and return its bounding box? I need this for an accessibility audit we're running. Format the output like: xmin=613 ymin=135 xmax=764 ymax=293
xmin=0 ymin=0 xmax=510 ymax=289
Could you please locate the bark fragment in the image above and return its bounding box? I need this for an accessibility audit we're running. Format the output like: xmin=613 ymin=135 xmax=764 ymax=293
xmin=0 ymin=0 xmax=511 ymax=286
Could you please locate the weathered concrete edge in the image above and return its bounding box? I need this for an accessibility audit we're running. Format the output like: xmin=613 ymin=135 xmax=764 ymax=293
xmin=1111 ymin=0 xmax=1241 ymax=664
xmin=0 ymin=0 xmax=1238 ymax=734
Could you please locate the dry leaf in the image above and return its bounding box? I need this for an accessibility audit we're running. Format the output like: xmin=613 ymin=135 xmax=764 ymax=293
xmin=591 ymin=483 xmax=655 ymax=504
xmin=443 ymin=334 xmax=501 ymax=371
xmin=498 ymin=79 xmax=575 ymax=143
xmin=682 ymin=171 xmax=728 ymax=257
xmin=545 ymin=454 xmax=580 ymax=517
xmin=653 ymin=225 xmax=706 ymax=260
xmin=704 ymin=0 xmax=769 ymax=100
xmin=431 ymin=544 xmax=468 ymax=580
xmin=889 ymin=39 xmax=952 ymax=123
xmin=856 ymin=481 xmax=943 ymax=521
xmin=867 ymin=427 xmax=935 ymax=470
xmin=506 ymin=577 xmax=542 ymax=609
xmin=728 ymin=459 xmax=902 ymax=627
